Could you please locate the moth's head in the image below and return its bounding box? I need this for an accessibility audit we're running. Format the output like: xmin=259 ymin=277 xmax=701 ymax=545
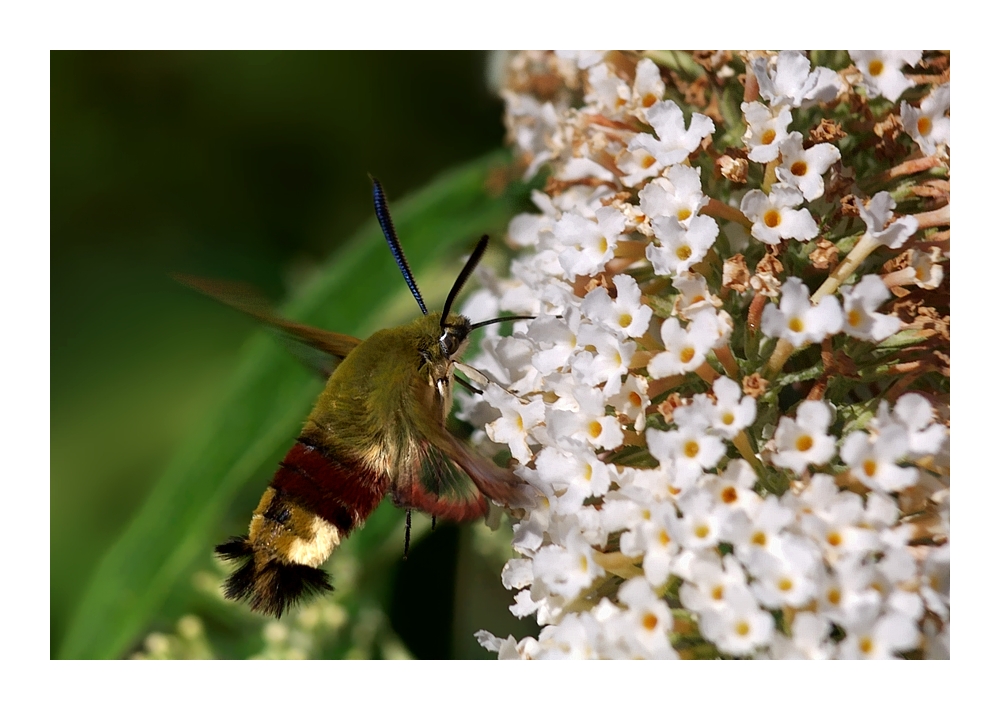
xmin=415 ymin=312 xmax=471 ymax=363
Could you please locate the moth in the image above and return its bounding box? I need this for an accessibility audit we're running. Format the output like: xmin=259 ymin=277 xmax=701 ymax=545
xmin=182 ymin=179 xmax=528 ymax=617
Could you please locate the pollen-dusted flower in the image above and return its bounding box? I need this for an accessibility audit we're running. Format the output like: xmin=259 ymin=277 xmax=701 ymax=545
xmin=770 ymin=400 xmax=837 ymax=475
xmin=901 ymin=83 xmax=950 ymax=156
xmin=840 ymin=274 xmax=902 ymax=342
xmin=848 ymin=50 xmax=922 ymax=102
xmin=741 ymin=101 xmax=793 ymax=163
xmin=740 ymin=184 xmax=819 ymax=244
xmin=775 ymin=131 xmax=841 ymax=201
xmin=761 ymin=276 xmax=843 ymax=347
xmin=628 ymin=99 xmax=715 ymax=167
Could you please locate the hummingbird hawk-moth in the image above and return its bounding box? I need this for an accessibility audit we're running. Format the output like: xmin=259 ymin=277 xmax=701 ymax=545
xmin=181 ymin=179 xmax=529 ymax=617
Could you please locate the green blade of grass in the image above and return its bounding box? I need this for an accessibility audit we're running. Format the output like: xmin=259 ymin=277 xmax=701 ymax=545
xmin=59 ymin=152 xmax=524 ymax=659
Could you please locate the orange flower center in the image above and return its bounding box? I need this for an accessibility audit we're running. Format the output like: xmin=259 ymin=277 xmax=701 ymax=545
xmin=790 ymin=160 xmax=808 ymax=177
xmin=680 ymin=346 xmax=696 ymax=364
xmin=761 ymin=128 xmax=776 ymax=145
xmin=917 ymin=116 xmax=933 ymax=136
xmin=763 ymin=209 xmax=781 ymax=228
xmin=796 ymin=434 xmax=814 ymax=452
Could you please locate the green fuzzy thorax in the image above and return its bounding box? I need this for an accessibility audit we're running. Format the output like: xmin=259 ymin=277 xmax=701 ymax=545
xmin=302 ymin=312 xmax=469 ymax=464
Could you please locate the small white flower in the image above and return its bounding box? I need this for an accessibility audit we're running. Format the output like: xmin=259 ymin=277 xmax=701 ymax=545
xmin=573 ymin=324 xmax=635 ymax=395
xmin=775 ymin=131 xmax=841 ymax=201
xmin=707 ymin=376 xmax=757 ymax=439
xmin=647 ymin=420 xmax=726 ymax=483
xmin=761 ymin=277 xmax=843 ymax=347
xmin=483 ymin=385 xmax=545 ymax=463
xmin=638 ymin=165 xmax=709 ymax=226
xmin=840 ymin=427 xmax=917 ymax=493
xmin=849 ymin=50 xmax=922 ymax=102
xmin=647 ymin=309 xmax=721 ymax=378
xmin=607 ymin=374 xmax=650 ymax=432
xmin=616 ymin=577 xmax=677 ymax=658
xmin=768 ymin=612 xmax=834 ymax=659
xmin=858 ymin=192 xmax=918 ymax=249
xmin=749 ymin=535 xmax=822 ymax=609
xmin=872 ymin=393 xmax=947 ymax=457
xmin=586 ymin=62 xmax=630 ymax=116
xmin=901 ymin=83 xmax=950 ymax=156
xmin=839 ymin=611 xmax=920 ymax=659
xmin=531 ymin=529 xmax=601 ymax=599
xmin=674 ymin=489 xmax=729 ymax=550
xmin=698 ymin=586 xmax=775 ymax=656
xmin=546 ymin=386 xmax=624 ymax=451
xmin=629 ymin=99 xmax=715 ymax=167
xmin=910 ymin=246 xmax=945 ymax=289
xmin=647 ymin=214 xmax=719 ymax=275
xmin=581 ymin=274 xmax=652 ymax=339
xmin=554 ymin=206 xmax=625 ymax=277
xmin=630 ymin=58 xmax=666 ymax=116
xmin=741 ymin=101 xmax=793 ymax=163
xmin=750 ymin=51 xmax=842 ymax=108
xmin=740 ymin=185 xmax=819 ymax=245
xmin=678 ymin=552 xmax=751 ymax=615
xmin=771 ymin=400 xmax=837 ymax=474
xmin=840 ymin=274 xmax=901 ymax=342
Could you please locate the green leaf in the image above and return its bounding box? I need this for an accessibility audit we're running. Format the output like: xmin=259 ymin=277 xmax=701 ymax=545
xmin=59 ymin=152 xmax=525 ymax=659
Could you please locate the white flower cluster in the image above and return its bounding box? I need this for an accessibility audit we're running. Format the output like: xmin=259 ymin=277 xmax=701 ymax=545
xmin=467 ymin=51 xmax=949 ymax=659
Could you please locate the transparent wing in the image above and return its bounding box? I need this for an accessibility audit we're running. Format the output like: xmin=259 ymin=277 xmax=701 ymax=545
xmin=175 ymin=274 xmax=362 ymax=377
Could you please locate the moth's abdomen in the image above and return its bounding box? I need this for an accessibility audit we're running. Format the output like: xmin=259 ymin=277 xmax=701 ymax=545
xmin=216 ymin=433 xmax=389 ymax=617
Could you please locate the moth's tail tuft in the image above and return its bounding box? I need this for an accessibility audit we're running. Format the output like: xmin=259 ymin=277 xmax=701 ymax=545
xmin=214 ymin=536 xmax=333 ymax=618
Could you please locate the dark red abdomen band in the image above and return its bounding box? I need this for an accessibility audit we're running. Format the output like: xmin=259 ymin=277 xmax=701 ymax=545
xmin=271 ymin=437 xmax=389 ymax=535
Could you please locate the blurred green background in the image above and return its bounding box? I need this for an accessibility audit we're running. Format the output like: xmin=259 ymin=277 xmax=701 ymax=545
xmin=52 ymin=50 xmax=538 ymax=659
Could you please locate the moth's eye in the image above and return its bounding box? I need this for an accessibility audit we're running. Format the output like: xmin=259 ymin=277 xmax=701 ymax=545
xmin=439 ymin=331 xmax=460 ymax=357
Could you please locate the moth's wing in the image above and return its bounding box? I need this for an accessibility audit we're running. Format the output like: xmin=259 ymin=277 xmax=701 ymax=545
xmin=175 ymin=274 xmax=362 ymax=377
xmin=391 ymin=378 xmax=530 ymax=520
xmin=392 ymin=440 xmax=489 ymax=522
xmin=427 ymin=427 xmax=532 ymax=509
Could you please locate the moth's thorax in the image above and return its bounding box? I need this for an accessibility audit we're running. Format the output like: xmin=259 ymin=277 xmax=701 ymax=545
xmin=304 ymin=311 xmax=471 ymax=480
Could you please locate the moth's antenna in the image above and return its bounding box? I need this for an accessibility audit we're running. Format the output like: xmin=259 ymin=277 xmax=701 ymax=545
xmin=469 ymin=314 xmax=536 ymax=331
xmin=441 ymin=234 xmax=489 ymax=327
xmin=372 ymin=178 xmax=427 ymax=315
